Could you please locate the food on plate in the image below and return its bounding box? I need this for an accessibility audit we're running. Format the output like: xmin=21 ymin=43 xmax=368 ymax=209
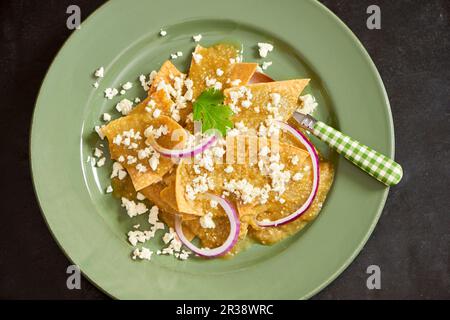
xmin=94 ymin=42 xmax=334 ymax=260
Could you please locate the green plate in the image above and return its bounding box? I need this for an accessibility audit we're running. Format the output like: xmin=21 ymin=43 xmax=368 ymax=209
xmin=31 ymin=0 xmax=393 ymax=299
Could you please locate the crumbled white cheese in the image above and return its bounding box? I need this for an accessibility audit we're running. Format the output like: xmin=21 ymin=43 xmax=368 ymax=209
xmin=224 ymin=165 xmax=234 ymax=173
xmin=132 ymin=247 xmax=153 ymax=261
xmin=121 ymin=197 xmax=148 ymax=217
xmin=210 ymin=200 xmax=218 ymax=208
xmin=94 ymin=67 xmax=104 ymax=78
xmin=136 ymin=163 xmax=147 ymax=173
xmin=257 ymin=42 xmax=274 ymax=58
xmin=122 ymin=82 xmax=133 ymax=90
xmin=152 ymin=108 xmax=161 ymax=118
xmin=93 ymin=82 xmax=99 ymax=88
xmin=200 ymin=212 xmax=216 ymax=229
xmin=102 ymin=113 xmax=111 ymax=122
xmin=120 ymin=89 xmax=126 ymax=95
xmin=94 ymin=125 xmax=105 ymax=140
xmin=170 ymin=53 xmax=178 ymax=60
xmin=96 ymin=157 xmax=106 ymax=167
xmin=216 ymin=68 xmax=224 ymax=76
xmin=293 ymin=172 xmax=304 ymax=181
xmin=177 ymin=51 xmax=183 ymax=57
xmin=230 ymin=79 xmax=241 ymax=86
xmin=104 ymin=88 xmax=118 ymax=100
xmin=111 ymin=162 xmax=127 ymax=180
xmin=262 ymin=61 xmax=272 ymax=70
xmin=159 ymin=29 xmax=167 ymax=37
xmin=93 ymin=148 xmax=103 ymax=158
xmin=291 ymin=155 xmax=299 ymax=165
xmin=192 ymin=52 xmax=203 ymax=64
xmin=115 ymin=98 xmax=134 ymax=115
xmin=106 ymin=185 xmax=113 ymax=193
xmin=298 ymin=94 xmax=318 ymax=115
xmin=136 ymin=192 xmax=146 ymax=201
xmin=148 ymin=205 xmax=159 ymax=225
xmin=192 ymin=34 xmax=202 ymax=42
xmin=134 ymin=97 xmax=141 ymax=103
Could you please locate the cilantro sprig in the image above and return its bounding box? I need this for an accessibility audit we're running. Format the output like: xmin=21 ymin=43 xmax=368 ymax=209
xmin=193 ymin=89 xmax=234 ymax=136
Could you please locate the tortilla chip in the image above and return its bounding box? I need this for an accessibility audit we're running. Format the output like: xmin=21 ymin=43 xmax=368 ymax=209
xmin=130 ymin=61 xmax=193 ymax=125
xmin=248 ymin=161 xmax=334 ymax=245
xmin=175 ymin=136 xmax=310 ymax=216
xmin=102 ymin=114 xmax=186 ymax=191
xmin=228 ymin=63 xmax=258 ymax=86
xmin=224 ymin=79 xmax=310 ymax=129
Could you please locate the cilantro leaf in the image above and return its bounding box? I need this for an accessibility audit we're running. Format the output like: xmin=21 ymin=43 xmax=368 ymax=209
xmin=193 ymin=88 xmax=234 ymax=136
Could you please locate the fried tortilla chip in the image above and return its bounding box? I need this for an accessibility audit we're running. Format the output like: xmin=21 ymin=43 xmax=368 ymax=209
xmin=102 ymin=114 xmax=186 ymax=191
xmin=175 ymin=136 xmax=309 ymax=216
xmin=224 ymin=79 xmax=310 ymax=129
xmin=130 ymin=61 xmax=192 ymax=124
xmin=188 ymin=44 xmax=239 ymax=98
xmin=188 ymin=44 xmax=257 ymax=98
xmin=247 ymin=161 xmax=334 ymax=245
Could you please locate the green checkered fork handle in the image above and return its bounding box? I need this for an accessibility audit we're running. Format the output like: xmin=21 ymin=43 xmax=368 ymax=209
xmin=293 ymin=113 xmax=403 ymax=186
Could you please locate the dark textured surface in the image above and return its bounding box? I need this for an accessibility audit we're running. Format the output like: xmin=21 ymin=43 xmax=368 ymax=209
xmin=0 ymin=0 xmax=448 ymax=300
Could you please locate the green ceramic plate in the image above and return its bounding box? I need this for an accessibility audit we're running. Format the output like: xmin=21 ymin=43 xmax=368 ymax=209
xmin=31 ymin=0 xmax=393 ymax=299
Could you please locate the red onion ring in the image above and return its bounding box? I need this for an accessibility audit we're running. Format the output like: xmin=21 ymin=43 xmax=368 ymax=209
xmin=175 ymin=194 xmax=240 ymax=257
xmin=257 ymin=121 xmax=320 ymax=227
xmin=148 ymin=134 xmax=216 ymax=159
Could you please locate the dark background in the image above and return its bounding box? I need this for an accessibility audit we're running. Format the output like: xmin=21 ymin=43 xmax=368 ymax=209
xmin=0 ymin=0 xmax=448 ymax=299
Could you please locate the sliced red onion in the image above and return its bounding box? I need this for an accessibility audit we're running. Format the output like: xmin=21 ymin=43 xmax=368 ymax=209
xmin=257 ymin=121 xmax=320 ymax=227
xmin=148 ymin=134 xmax=216 ymax=159
xmin=175 ymin=193 xmax=240 ymax=258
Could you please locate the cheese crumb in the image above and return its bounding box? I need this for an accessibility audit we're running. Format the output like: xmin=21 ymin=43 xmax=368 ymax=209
xmin=262 ymin=61 xmax=272 ymax=70
xmin=104 ymin=88 xmax=118 ymax=100
xmin=96 ymin=157 xmax=106 ymax=167
xmin=122 ymin=82 xmax=133 ymax=90
xmin=132 ymin=247 xmax=153 ymax=261
xmin=106 ymin=185 xmax=113 ymax=193
xmin=216 ymin=68 xmax=224 ymax=76
xmin=94 ymin=67 xmax=104 ymax=78
xmin=93 ymin=148 xmax=103 ymax=158
xmin=121 ymin=197 xmax=148 ymax=217
xmin=102 ymin=113 xmax=111 ymax=122
xmin=224 ymin=165 xmax=234 ymax=173
xmin=192 ymin=34 xmax=202 ymax=42
xmin=192 ymin=52 xmax=203 ymax=64
xmin=159 ymin=29 xmax=167 ymax=37
xmin=111 ymin=162 xmax=127 ymax=180
xmin=93 ymin=82 xmax=99 ymax=88
xmin=199 ymin=212 xmax=216 ymax=229
xmin=293 ymin=172 xmax=304 ymax=181
xmin=94 ymin=125 xmax=105 ymax=140
xmin=152 ymin=108 xmax=161 ymax=118
xmin=257 ymin=42 xmax=274 ymax=58
xmin=115 ymin=99 xmax=134 ymax=115
xmin=298 ymin=94 xmax=318 ymax=115
xmin=136 ymin=192 xmax=146 ymax=201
